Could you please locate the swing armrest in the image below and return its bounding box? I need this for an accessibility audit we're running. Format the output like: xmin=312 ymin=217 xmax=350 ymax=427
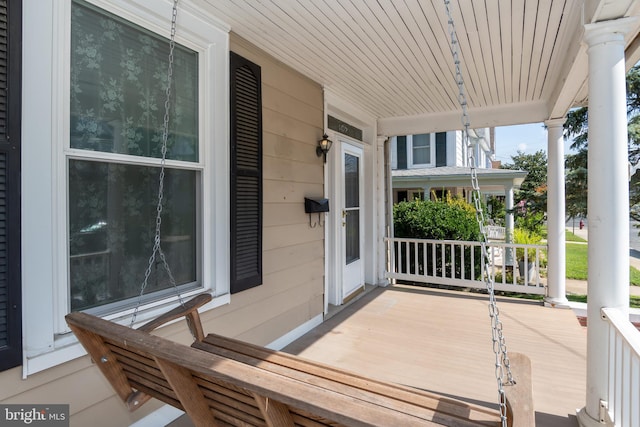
xmin=503 ymin=352 xmax=535 ymax=427
xmin=138 ymin=293 xmax=212 ymax=341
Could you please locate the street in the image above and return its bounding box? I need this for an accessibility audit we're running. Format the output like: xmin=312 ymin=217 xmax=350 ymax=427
xmin=566 ymin=217 xmax=640 ymax=252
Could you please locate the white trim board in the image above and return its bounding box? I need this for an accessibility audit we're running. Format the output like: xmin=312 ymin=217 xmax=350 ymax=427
xmin=266 ymin=313 xmax=323 ymax=350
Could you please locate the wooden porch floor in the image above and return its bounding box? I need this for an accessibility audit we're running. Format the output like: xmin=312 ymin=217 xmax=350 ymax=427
xmin=283 ymin=285 xmax=586 ymax=427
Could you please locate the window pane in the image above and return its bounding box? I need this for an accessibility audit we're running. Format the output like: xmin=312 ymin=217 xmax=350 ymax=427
xmin=69 ymin=159 xmax=197 ymax=312
xmin=70 ymin=0 xmax=198 ymax=162
xmin=413 ymin=134 xmax=430 ymax=164
xmin=345 ymin=153 xmax=359 ymax=208
xmin=345 ymin=210 xmax=360 ymax=264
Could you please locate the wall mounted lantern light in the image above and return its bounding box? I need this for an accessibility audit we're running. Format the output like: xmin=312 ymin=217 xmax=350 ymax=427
xmin=316 ymin=134 xmax=333 ymax=163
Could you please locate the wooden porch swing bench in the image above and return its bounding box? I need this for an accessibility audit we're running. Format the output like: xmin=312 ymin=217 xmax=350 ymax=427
xmin=65 ymin=294 xmax=534 ymax=427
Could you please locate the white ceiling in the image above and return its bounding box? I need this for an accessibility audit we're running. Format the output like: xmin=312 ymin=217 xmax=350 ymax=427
xmin=198 ymin=0 xmax=640 ymax=134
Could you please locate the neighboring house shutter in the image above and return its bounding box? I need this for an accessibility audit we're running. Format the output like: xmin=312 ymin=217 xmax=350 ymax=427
xmin=436 ymin=132 xmax=447 ymax=167
xmin=397 ymin=136 xmax=407 ymax=169
xmin=0 ymin=0 xmax=21 ymax=371
xmin=230 ymin=52 xmax=262 ymax=294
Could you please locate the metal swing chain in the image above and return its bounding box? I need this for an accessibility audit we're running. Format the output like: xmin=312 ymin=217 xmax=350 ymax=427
xmin=131 ymin=0 xmax=184 ymax=327
xmin=443 ymin=1 xmax=514 ymax=425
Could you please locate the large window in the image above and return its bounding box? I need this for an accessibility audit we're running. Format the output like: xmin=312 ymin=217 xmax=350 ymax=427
xmin=69 ymin=0 xmax=200 ymax=313
xmin=22 ymin=0 xmax=229 ymax=374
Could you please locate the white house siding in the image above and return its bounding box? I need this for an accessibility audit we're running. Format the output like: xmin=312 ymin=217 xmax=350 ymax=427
xmin=0 ymin=33 xmax=325 ymax=427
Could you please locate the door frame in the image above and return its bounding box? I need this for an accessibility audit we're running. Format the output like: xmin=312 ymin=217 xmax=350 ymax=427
xmin=326 ymin=139 xmax=362 ymax=306
xmin=340 ymin=141 xmax=365 ymax=300
xmin=326 ymin=133 xmax=366 ymax=307
xmin=323 ymin=90 xmax=380 ymax=315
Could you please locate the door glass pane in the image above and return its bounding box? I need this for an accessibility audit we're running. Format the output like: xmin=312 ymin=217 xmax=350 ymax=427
xmin=69 ymin=159 xmax=197 ymax=312
xmin=345 ymin=153 xmax=359 ymax=208
xmin=70 ymin=0 xmax=199 ymax=162
xmin=346 ymin=210 xmax=360 ymax=264
xmin=344 ymin=151 xmax=360 ymax=265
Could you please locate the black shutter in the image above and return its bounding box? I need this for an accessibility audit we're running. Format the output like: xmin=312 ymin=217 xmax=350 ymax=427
xmin=436 ymin=132 xmax=447 ymax=167
xmin=230 ymin=52 xmax=262 ymax=294
xmin=397 ymin=136 xmax=407 ymax=169
xmin=0 ymin=0 xmax=21 ymax=371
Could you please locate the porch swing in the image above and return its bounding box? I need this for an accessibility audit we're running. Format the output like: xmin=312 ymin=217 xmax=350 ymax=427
xmin=65 ymin=1 xmax=533 ymax=426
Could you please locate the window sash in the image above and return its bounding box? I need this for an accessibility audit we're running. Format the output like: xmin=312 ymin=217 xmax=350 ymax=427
xmin=67 ymin=0 xmax=202 ymax=316
xmin=70 ymin=0 xmax=199 ymax=163
xmin=411 ymin=134 xmax=431 ymax=165
xmin=409 ymin=134 xmax=434 ymax=167
xmin=68 ymin=159 xmax=201 ymax=314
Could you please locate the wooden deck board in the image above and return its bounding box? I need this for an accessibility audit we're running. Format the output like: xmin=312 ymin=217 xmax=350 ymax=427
xmin=283 ymin=285 xmax=585 ymax=427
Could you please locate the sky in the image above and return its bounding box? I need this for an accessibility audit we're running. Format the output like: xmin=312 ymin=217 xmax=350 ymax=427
xmin=494 ymin=123 xmax=576 ymax=164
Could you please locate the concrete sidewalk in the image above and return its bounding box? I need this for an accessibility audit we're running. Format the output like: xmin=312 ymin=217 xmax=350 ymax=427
xmin=565 ymin=226 xmax=640 ymax=296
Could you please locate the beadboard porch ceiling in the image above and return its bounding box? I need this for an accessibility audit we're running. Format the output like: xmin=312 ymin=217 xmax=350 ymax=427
xmin=200 ymin=0 xmax=640 ymax=134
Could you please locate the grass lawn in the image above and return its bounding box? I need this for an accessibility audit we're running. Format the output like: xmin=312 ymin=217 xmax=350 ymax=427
xmin=566 ymin=242 xmax=640 ymax=286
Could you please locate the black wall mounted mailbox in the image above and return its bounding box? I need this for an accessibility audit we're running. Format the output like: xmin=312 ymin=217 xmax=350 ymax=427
xmin=304 ymin=197 xmax=330 ymax=213
xmin=304 ymin=198 xmax=329 ymax=228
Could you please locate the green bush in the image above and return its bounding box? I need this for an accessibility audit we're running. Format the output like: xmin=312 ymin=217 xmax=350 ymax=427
xmin=393 ymin=198 xmax=482 ymax=279
xmin=513 ymin=228 xmax=543 ymax=263
xmin=393 ymin=198 xmax=480 ymax=241
xmin=515 ymin=211 xmax=546 ymax=235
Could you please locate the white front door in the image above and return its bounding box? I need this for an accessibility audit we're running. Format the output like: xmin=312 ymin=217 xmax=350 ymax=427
xmin=341 ymin=143 xmax=364 ymax=299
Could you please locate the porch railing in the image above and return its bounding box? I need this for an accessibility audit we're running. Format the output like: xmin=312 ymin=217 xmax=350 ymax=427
xmin=601 ymin=307 xmax=640 ymax=426
xmin=385 ymin=237 xmax=547 ymax=295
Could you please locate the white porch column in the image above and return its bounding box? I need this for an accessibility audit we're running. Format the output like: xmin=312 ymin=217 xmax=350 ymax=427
xmin=545 ymin=118 xmax=569 ymax=308
xmin=423 ymin=185 xmax=431 ymax=201
xmin=504 ymin=183 xmax=515 ymax=265
xmin=377 ymin=135 xmax=390 ymax=286
xmin=578 ymin=17 xmax=636 ymax=427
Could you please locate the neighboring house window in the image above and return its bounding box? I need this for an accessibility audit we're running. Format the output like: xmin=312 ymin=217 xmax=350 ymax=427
xmin=22 ymin=0 xmax=229 ymax=375
xmin=0 ymin=0 xmax=22 ymax=372
xmin=392 ymin=134 xmax=436 ymax=169
xmin=69 ymin=0 xmax=200 ymax=314
xmin=230 ymin=52 xmax=262 ymax=293
xmin=411 ymin=134 xmax=431 ymax=165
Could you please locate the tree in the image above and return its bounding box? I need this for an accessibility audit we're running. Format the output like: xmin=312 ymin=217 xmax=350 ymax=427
xmin=502 ymin=150 xmax=548 ymax=233
xmin=563 ymin=66 xmax=640 ymax=230
xmin=564 ymin=107 xmax=589 ymax=222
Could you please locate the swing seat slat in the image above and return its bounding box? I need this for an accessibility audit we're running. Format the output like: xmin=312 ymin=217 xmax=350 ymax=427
xmin=66 ymin=294 xmax=533 ymax=427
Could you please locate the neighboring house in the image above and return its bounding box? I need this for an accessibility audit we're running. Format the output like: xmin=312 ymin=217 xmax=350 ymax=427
xmin=1 ymin=1 xmax=638 ymax=426
xmin=390 ymin=129 xmax=527 ymax=231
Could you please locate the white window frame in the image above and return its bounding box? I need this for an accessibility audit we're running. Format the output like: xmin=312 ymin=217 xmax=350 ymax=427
xmin=22 ymin=0 xmax=231 ymax=376
xmin=408 ymin=134 xmax=435 ymax=168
